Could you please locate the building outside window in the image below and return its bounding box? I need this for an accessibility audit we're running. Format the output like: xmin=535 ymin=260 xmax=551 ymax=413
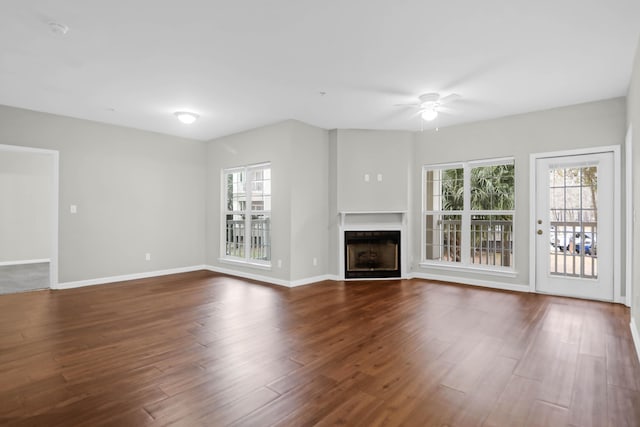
xmin=223 ymin=163 xmax=271 ymax=265
xmin=423 ymin=158 xmax=515 ymax=270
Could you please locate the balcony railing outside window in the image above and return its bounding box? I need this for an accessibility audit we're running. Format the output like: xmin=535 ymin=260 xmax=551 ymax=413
xmin=225 ymin=217 xmax=271 ymax=261
xmin=427 ymin=218 xmax=513 ymax=267
xmin=549 ymin=221 xmax=597 ymax=278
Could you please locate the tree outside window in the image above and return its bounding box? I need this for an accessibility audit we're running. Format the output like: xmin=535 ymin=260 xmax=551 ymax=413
xmin=424 ymin=159 xmax=515 ymax=269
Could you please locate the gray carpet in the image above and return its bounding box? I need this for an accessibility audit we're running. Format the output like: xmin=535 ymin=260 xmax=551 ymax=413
xmin=0 ymin=263 xmax=50 ymax=294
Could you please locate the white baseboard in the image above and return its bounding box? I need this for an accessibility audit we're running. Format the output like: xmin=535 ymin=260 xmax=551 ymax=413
xmin=205 ymin=265 xmax=290 ymax=287
xmin=205 ymin=265 xmax=335 ymax=288
xmin=56 ymin=265 xmax=207 ymax=290
xmin=409 ymin=271 xmax=530 ymax=293
xmin=53 ymin=263 xmax=532 ymax=294
xmin=290 ymin=275 xmax=337 ymax=287
xmin=0 ymin=259 xmax=50 ymax=266
xmin=631 ymin=318 xmax=640 ymax=364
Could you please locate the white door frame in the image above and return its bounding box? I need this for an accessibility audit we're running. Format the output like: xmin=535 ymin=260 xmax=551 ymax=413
xmin=529 ymin=145 xmax=621 ymax=302
xmin=0 ymin=144 xmax=59 ymax=289
xmin=625 ymin=126 xmax=633 ymax=307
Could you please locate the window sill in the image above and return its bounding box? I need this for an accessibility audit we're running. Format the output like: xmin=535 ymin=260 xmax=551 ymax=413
xmin=218 ymin=258 xmax=272 ymax=271
xmin=418 ymin=262 xmax=518 ymax=278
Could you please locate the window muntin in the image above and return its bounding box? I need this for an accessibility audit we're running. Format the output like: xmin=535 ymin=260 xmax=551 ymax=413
xmin=423 ymin=159 xmax=515 ymax=270
xmin=223 ymin=163 xmax=271 ymax=265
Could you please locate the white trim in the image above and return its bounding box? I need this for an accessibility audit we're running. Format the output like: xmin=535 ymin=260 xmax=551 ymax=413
xmin=56 ymin=265 xmax=334 ymax=291
xmin=57 ymin=265 xmax=206 ymax=290
xmin=206 ymin=264 xmax=289 ymax=287
xmin=530 ymin=145 xmax=621 ymax=160
xmin=221 ymin=163 xmax=272 ymax=266
xmin=344 ymin=276 xmax=410 ymax=282
xmin=613 ymin=145 xmax=622 ymax=303
xmin=218 ymin=257 xmax=272 ymax=271
xmin=338 ymin=211 xmax=407 ymax=228
xmin=410 ymin=271 xmax=530 ymax=293
xmin=468 ymin=157 xmax=516 ymax=167
xmin=529 ymin=153 xmax=537 ymax=293
xmin=338 ymin=210 xmax=408 ymax=215
xmin=462 ymin=160 xmax=471 ymax=264
xmin=418 ymin=262 xmax=518 ymax=278
xmin=51 ymin=149 xmax=59 ymax=289
xmin=625 ymin=126 xmax=633 ymax=307
xmin=631 ymin=318 xmax=640 ymax=364
xmin=290 ymin=275 xmax=337 ymax=287
xmin=205 ymin=264 xmax=334 ymax=288
xmin=0 ymin=144 xmax=59 ymax=290
xmin=530 ymin=145 xmax=622 ymax=303
xmin=0 ymin=259 xmax=50 ymax=266
xmin=421 ymin=159 xmax=516 ymax=272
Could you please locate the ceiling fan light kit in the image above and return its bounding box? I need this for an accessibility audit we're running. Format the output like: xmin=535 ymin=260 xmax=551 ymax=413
xmin=421 ymin=109 xmax=438 ymax=121
xmin=396 ymin=92 xmax=460 ymax=125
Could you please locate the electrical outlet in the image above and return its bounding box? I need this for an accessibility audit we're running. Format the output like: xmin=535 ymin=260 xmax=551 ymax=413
xmin=277 ymin=259 xmax=282 ymax=268
xmin=70 ymin=205 xmax=77 ymax=214
xmin=145 ymin=253 xmax=151 ymax=261
xmin=313 ymin=257 xmax=318 ymax=266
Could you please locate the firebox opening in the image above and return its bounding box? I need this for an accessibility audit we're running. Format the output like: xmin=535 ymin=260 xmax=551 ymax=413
xmin=345 ymin=230 xmax=401 ymax=279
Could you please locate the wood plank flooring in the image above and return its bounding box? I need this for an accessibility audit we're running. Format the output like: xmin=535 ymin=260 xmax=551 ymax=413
xmin=0 ymin=271 xmax=639 ymax=426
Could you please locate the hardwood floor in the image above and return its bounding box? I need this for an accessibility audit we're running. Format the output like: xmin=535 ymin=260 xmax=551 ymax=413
xmin=0 ymin=271 xmax=639 ymax=426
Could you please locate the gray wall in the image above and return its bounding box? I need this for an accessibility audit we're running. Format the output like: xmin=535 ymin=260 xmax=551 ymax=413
xmin=206 ymin=120 xmax=330 ymax=283
xmin=0 ymin=105 xmax=206 ymax=283
xmin=206 ymin=120 xmax=294 ymax=281
xmin=628 ymin=36 xmax=640 ymax=327
xmin=335 ymin=129 xmax=413 ymax=212
xmin=0 ymin=95 xmax=630 ymax=294
xmin=327 ymin=129 xmax=413 ymax=276
xmin=412 ymin=98 xmax=627 ymax=287
xmin=0 ymin=150 xmax=52 ymax=261
xmin=289 ymin=121 xmax=330 ymax=281
xmin=328 ymin=130 xmax=339 ymax=276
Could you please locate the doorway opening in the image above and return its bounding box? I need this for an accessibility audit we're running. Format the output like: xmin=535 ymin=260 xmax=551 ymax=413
xmin=0 ymin=144 xmax=58 ymax=293
xmin=530 ymin=147 xmax=620 ymax=302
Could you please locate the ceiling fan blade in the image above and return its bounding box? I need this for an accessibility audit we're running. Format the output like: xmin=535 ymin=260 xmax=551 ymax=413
xmin=439 ymin=93 xmax=461 ymax=105
xmin=393 ymin=102 xmax=420 ymax=107
xmin=438 ymin=105 xmax=457 ymax=114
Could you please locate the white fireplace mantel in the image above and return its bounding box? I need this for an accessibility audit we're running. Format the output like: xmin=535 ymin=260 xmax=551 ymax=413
xmin=338 ymin=211 xmax=408 ymax=228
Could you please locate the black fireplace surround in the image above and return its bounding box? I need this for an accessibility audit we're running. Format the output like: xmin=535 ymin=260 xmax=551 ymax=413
xmin=344 ymin=230 xmax=401 ymax=279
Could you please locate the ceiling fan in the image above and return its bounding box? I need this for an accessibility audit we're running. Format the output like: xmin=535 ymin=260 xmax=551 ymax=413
xmin=395 ymin=93 xmax=461 ymax=121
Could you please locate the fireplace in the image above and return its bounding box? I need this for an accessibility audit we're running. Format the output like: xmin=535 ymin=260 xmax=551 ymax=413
xmin=344 ymin=230 xmax=401 ymax=279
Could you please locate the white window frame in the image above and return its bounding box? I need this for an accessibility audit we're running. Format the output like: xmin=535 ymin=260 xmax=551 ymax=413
xmin=220 ymin=162 xmax=271 ymax=269
xmin=421 ymin=157 xmax=515 ymax=274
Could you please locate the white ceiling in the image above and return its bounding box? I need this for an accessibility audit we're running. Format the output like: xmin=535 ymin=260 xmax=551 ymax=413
xmin=1 ymin=1 xmax=639 ymax=141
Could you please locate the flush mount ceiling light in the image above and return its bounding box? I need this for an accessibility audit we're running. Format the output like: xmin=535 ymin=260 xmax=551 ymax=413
xmin=174 ymin=111 xmax=199 ymax=124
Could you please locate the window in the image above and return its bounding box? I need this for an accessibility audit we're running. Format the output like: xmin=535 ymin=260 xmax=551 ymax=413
xmin=223 ymin=163 xmax=271 ymax=266
xmin=423 ymin=158 xmax=515 ymax=270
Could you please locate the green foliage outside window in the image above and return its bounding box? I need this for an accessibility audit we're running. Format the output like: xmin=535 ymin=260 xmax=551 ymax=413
xmin=442 ymin=164 xmax=515 ymax=218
